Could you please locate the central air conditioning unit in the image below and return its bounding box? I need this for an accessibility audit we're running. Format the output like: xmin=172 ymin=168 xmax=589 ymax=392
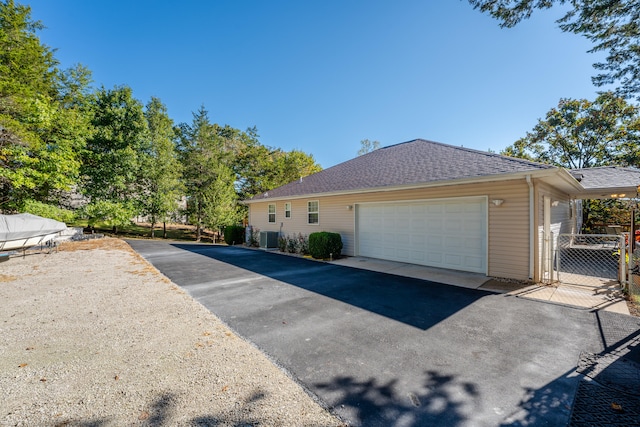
xmin=259 ymin=231 xmax=279 ymax=249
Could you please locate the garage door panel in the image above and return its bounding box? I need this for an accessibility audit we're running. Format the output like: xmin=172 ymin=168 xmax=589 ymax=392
xmin=464 ymin=256 xmax=484 ymax=270
xmin=427 ymin=220 xmax=443 ymax=231
xmin=427 ymin=252 xmax=443 ymax=263
xmin=444 ymin=220 xmax=462 ymax=232
xmin=466 ymin=237 xmax=484 ymax=251
xmin=357 ymin=198 xmax=487 ymax=273
xmin=465 ymin=219 xmax=483 ymax=233
xmin=411 ymin=251 xmax=425 ymax=262
xmin=444 ymin=254 xmax=462 ymax=266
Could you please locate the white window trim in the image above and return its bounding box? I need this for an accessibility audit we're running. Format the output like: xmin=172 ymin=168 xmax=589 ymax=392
xmin=285 ymin=202 xmax=292 ymax=219
xmin=268 ymin=203 xmax=276 ymax=223
xmin=307 ymin=200 xmax=319 ymax=225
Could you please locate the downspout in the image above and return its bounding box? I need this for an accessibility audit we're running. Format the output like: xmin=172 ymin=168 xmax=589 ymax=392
xmin=526 ymin=175 xmax=534 ymax=280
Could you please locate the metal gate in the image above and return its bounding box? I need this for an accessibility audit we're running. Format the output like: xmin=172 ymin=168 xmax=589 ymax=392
xmin=554 ymin=234 xmax=626 ymax=288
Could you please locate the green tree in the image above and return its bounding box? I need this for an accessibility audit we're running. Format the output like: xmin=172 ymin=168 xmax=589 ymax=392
xmin=0 ymin=0 xmax=56 ymax=100
xmin=502 ymin=92 xmax=640 ymax=168
xmin=273 ymin=149 xmax=322 ymax=185
xmin=201 ymin=162 xmax=240 ymax=231
xmin=233 ymin=127 xmax=273 ymax=200
xmin=358 ymin=139 xmax=381 ymax=156
xmin=0 ymin=0 xmax=90 ymax=212
xmin=56 ymin=63 xmax=93 ymax=109
xmin=233 ymin=128 xmax=322 ymax=200
xmin=140 ymin=97 xmax=183 ymax=238
xmin=502 ymin=92 xmax=640 ymax=232
xmin=469 ymin=0 xmax=640 ymax=99
xmin=81 ymin=86 xmax=148 ymax=232
xmin=178 ymin=106 xmax=241 ymax=241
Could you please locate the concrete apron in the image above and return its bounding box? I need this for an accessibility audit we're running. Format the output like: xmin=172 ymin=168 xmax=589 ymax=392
xmin=331 ymin=256 xmax=630 ymax=315
xmin=331 ymin=256 xmax=488 ymax=289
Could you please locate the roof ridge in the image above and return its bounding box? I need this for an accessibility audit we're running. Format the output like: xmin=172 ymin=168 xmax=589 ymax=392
xmin=247 ymin=137 xmax=554 ymax=201
xmin=383 ymin=138 xmax=553 ymax=169
xmin=572 ymin=165 xmax=640 ymax=171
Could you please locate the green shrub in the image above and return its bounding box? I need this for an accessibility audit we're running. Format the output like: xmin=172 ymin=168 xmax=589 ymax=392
xmin=308 ymin=232 xmax=342 ymax=259
xmin=23 ymin=200 xmax=76 ymax=224
xmin=249 ymin=227 xmax=260 ymax=247
xmin=279 ymin=233 xmax=310 ymax=255
xmin=278 ymin=235 xmax=287 ymax=252
xmin=224 ymin=225 xmax=245 ymax=245
xmin=287 ymin=236 xmax=298 ymax=253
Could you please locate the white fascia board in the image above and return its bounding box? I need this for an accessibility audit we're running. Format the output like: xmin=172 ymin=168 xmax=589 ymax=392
xmin=242 ymin=169 xmax=565 ymax=204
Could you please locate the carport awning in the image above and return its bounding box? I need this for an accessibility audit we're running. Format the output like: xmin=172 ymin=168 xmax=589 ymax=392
xmin=569 ymin=166 xmax=640 ymax=199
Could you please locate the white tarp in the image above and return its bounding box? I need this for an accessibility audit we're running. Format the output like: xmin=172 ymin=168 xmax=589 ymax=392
xmin=0 ymin=213 xmax=68 ymax=251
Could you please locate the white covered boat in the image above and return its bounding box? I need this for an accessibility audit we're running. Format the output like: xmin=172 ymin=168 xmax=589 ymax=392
xmin=0 ymin=213 xmax=68 ymax=251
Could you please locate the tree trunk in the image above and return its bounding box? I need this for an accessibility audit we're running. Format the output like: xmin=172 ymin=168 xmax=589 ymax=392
xmin=112 ymin=225 xmax=117 ymax=234
xmin=196 ymin=201 xmax=202 ymax=242
xmin=163 ymin=222 xmax=167 ymax=239
xmin=151 ymin=221 xmax=156 ymax=239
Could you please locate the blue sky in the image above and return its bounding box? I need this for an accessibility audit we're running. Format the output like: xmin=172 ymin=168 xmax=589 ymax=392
xmin=27 ymin=0 xmax=606 ymax=168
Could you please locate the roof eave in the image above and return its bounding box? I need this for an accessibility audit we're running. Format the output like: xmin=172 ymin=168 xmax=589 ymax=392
xmin=243 ymin=168 xmax=559 ymax=204
xmin=538 ymin=168 xmax=585 ymax=195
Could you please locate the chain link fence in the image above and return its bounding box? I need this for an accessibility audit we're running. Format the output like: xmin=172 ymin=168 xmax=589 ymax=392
xmin=555 ymin=234 xmax=625 ymax=288
xmin=629 ymin=248 xmax=640 ymax=305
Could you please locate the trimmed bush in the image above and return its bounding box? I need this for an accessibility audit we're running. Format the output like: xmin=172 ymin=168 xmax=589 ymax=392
xmin=309 ymin=231 xmax=342 ymax=259
xmin=224 ymin=225 xmax=245 ymax=245
xmin=278 ymin=235 xmax=287 ymax=252
xmin=23 ymin=200 xmax=76 ymax=224
xmin=278 ymin=233 xmax=310 ymax=255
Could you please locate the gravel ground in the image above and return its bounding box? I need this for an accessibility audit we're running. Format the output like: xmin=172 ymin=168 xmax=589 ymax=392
xmin=0 ymin=238 xmax=343 ymax=427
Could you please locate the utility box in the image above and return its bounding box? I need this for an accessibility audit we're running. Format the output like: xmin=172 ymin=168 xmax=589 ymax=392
xmin=259 ymin=231 xmax=279 ymax=249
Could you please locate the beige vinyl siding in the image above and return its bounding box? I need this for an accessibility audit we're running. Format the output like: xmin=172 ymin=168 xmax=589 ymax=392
xmin=248 ymin=178 xmax=532 ymax=280
xmin=535 ymin=181 xmax=572 ymax=282
xmin=485 ymin=180 xmax=530 ymax=280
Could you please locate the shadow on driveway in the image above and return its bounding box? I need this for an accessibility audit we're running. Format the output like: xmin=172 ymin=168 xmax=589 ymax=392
xmin=170 ymin=243 xmax=491 ymax=331
xmin=128 ymin=241 xmax=604 ymax=426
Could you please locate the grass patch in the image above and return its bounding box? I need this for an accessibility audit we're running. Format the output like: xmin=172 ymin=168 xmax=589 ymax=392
xmin=71 ymin=221 xmax=220 ymax=243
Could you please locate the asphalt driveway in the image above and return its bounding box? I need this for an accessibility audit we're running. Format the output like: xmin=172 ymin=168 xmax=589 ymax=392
xmin=128 ymin=241 xmax=605 ymax=427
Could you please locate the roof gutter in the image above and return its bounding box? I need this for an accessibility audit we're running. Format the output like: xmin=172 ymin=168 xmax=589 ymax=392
xmin=526 ymin=175 xmax=534 ymax=280
xmin=243 ymin=169 xmax=560 ymax=204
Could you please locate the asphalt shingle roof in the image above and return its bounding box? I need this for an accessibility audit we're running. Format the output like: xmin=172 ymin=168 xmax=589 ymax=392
xmin=570 ymin=166 xmax=640 ymax=190
xmin=249 ymin=139 xmax=554 ymax=201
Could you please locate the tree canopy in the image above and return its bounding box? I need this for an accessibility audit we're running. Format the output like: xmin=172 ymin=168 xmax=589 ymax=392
xmin=80 ymin=86 xmax=149 ymax=231
xmin=140 ymin=97 xmax=183 ymax=237
xmin=358 ymin=139 xmax=381 ymax=156
xmin=469 ymin=0 xmax=640 ymax=99
xmin=502 ymin=92 xmax=640 ymax=168
xmin=0 ymin=0 xmax=91 ymax=211
xmin=177 ymin=106 xmax=241 ymax=240
xmin=0 ymin=0 xmax=323 ymax=239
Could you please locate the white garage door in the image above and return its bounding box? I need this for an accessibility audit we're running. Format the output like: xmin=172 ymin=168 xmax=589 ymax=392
xmin=356 ymin=197 xmax=487 ymax=273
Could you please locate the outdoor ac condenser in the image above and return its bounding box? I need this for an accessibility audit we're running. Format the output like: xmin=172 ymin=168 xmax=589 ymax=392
xmin=259 ymin=231 xmax=279 ymax=249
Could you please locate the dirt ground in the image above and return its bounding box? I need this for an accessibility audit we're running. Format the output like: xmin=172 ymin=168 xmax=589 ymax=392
xmin=0 ymin=238 xmax=343 ymax=426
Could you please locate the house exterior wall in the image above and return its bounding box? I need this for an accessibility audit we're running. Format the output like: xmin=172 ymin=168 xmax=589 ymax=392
xmin=535 ymin=181 xmax=573 ymax=282
xmin=248 ymin=178 xmax=533 ymax=280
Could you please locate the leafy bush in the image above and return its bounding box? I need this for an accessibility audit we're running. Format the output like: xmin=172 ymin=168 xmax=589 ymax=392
xmin=278 ymin=235 xmax=287 ymax=252
xmin=23 ymin=200 xmax=76 ymax=223
xmin=309 ymin=232 xmax=342 ymax=260
xmin=224 ymin=225 xmax=245 ymax=245
xmin=296 ymin=233 xmax=309 ymax=255
xmin=80 ymin=200 xmax=134 ymax=231
xmin=287 ymin=236 xmax=298 ymax=253
xmin=278 ymin=233 xmax=310 ymax=255
xmin=249 ymin=227 xmax=260 ymax=247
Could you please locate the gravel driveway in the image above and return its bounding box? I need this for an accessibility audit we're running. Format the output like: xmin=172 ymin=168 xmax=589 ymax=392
xmin=0 ymin=238 xmax=343 ymax=426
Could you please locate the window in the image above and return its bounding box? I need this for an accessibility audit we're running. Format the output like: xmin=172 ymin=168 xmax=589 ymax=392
xmin=268 ymin=204 xmax=276 ymax=223
xmin=285 ymin=202 xmax=291 ymax=219
xmin=307 ymin=200 xmax=319 ymax=224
